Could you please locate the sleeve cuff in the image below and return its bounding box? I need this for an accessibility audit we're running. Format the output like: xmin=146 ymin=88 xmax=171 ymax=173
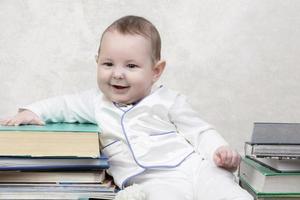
xmin=196 ymin=129 xmax=228 ymax=161
xmin=18 ymin=104 xmax=45 ymax=121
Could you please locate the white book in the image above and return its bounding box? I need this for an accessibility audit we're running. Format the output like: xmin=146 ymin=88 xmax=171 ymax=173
xmin=252 ymin=157 xmax=300 ymax=172
xmin=0 ymin=183 xmax=116 ymax=199
xmin=245 ymin=142 xmax=300 ymax=158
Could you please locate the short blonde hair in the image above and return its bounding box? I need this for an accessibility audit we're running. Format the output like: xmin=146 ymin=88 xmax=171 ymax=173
xmin=98 ymin=15 xmax=161 ymax=63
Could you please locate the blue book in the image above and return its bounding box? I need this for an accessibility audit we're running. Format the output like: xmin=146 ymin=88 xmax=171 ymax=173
xmin=0 ymin=156 xmax=109 ymax=171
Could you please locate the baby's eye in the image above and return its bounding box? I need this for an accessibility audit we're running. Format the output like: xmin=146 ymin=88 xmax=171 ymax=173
xmin=102 ymin=62 xmax=113 ymax=67
xmin=127 ymin=64 xmax=138 ymax=69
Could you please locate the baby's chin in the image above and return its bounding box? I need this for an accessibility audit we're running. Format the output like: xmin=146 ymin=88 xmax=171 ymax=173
xmin=109 ymin=97 xmax=137 ymax=105
xmin=112 ymin=96 xmax=146 ymax=106
xmin=115 ymin=100 xmax=136 ymax=105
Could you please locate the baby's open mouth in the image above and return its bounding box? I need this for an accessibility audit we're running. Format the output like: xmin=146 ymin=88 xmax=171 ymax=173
xmin=112 ymin=85 xmax=129 ymax=89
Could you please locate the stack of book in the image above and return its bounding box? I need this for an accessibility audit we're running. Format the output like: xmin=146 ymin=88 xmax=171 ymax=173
xmin=0 ymin=123 xmax=117 ymax=200
xmin=239 ymin=122 xmax=300 ymax=200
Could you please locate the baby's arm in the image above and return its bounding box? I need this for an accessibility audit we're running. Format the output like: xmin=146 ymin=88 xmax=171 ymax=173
xmin=169 ymin=94 xmax=241 ymax=171
xmin=0 ymin=89 xmax=98 ymax=126
xmin=0 ymin=110 xmax=44 ymax=126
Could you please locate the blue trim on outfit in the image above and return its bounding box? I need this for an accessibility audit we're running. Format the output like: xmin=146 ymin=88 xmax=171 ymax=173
xmin=113 ymin=85 xmax=195 ymax=188
xmin=149 ymin=131 xmax=176 ymax=136
xmin=117 ymin=86 xmax=194 ymax=168
xmin=102 ymin=140 xmax=120 ymax=149
xmin=121 ymin=169 xmax=146 ymax=189
xmin=113 ymin=102 xmax=129 ymax=112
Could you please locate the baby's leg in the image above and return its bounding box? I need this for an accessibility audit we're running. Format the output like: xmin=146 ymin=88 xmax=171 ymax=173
xmin=194 ymin=160 xmax=253 ymax=200
xmin=126 ymin=169 xmax=192 ymax=200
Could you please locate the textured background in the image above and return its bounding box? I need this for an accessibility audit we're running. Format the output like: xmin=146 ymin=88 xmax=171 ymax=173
xmin=1 ymin=0 xmax=300 ymax=153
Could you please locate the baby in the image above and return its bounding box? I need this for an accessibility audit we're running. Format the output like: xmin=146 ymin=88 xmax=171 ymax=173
xmin=0 ymin=15 xmax=252 ymax=200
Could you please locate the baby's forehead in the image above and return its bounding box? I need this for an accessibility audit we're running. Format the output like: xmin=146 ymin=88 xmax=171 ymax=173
xmin=98 ymin=29 xmax=156 ymax=63
xmin=103 ymin=28 xmax=150 ymax=40
xmin=101 ymin=30 xmax=153 ymax=51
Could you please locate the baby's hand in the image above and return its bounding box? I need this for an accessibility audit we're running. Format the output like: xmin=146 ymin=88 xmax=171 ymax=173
xmin=213 ymin=145 xmax=241 ymax=172
xmin=0 ymin=110 xmax=44 ymax=126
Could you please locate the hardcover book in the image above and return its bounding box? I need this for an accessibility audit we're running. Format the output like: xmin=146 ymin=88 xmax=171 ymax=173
xmin=0 ymin=156 xmax=108 ymax=171
xmin=0 ymin=170 xmax=106 ymax=183
xmin=0 ymin=123 xmax=101 ymax=158
xmin=240 ymin=178 xmax=300 ymax=200
xmin=245 ymin=142 xmax=300 ymax=158
xmin=246 ymin=156 xmax=300 ymax=172
xmin=246 ymin=123 xmax=300 ymax=158
xmin=251 ymin=123 xmax=300 ymax=145
xmin=239 ymin=157 xmax=300 ymax=194
xmin=0 ymin=182 xmax=116 ymax=199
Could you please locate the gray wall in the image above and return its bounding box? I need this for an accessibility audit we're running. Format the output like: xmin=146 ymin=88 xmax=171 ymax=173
xmin=1 ymin=0 xmax=299 ymax=153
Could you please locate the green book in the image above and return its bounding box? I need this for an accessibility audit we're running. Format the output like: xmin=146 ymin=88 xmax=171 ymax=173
xmin=0 ymin=123 xmax=100 ymax=132
xmin=240 ymin=178 xmax=300 ymax=199
xmin=0 ymin=123 xmax=101 ymax=158
xmin=239 ymin=157 xmax=300 ymax=194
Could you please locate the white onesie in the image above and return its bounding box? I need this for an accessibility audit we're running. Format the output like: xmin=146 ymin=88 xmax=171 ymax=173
xmin=23 ymin=86 xmax=252 ymax=200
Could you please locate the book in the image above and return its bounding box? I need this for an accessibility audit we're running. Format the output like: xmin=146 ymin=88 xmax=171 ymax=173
xmin=247 ymin=156 xmax=300 ymax=172
xmin=240 ymin=178 xmax=300 ymax=200
xmin=0 ymin=182 xmax=117 ymax=199
xmin=0 ymin=170 xmax=106 ymax=183
xmin=251 ymin=122 xmax=300 ymax=144
xmin=246 ymin=122 xmax=300 ymax=158
xmin=245 ymin=142 xmax=300 ymax=158
xmin=0 ymin=123 xmax=100 ymax=158
xmin=0 ymin=156 xmax=108 ymax=171
xmin=239 ymin=157 xmax=300 ymax=193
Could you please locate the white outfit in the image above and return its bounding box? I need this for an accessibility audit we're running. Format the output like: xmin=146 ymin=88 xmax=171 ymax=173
xmin=23 ymin=86 xmax=252 ymax=200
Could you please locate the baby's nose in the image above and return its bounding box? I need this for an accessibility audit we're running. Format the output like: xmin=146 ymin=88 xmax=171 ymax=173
xmin=112 ymin=66 xmax=125 ymax=79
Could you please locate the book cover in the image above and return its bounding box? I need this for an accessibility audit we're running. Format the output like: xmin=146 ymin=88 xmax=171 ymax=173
xmin=239 ymin=157 xmax=300 ymax=193
xmin=0 ymin=170 xmax=107 ymax=183
xmin=0 ymin=123 xmax=101 ymax=158
xmin=240 ymin=178 xmax=300 ymax=200
xmin=0 ymin=123 xmax=100 ymax=132
xmin=246 ymin=122 xmax=300 ymax=158
xmin=0 ymin=181 xmax=116 ymax=199
xmin=245 ymin=142 xmax=300 ymax=158
xmin=247 ymin=156 xmax=300 ymax=173
xmin=251 ymin=122 xmax=300 ymax=145
xmin=0 ymin=156 xmax=109 ymax=171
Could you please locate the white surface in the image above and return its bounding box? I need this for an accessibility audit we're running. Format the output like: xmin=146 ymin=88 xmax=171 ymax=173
xmin=1 ymin=0 xmax=300 ymax=152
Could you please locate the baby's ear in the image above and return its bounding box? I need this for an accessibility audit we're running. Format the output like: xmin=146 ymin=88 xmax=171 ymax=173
xmin=152 ymin=60 xmax=166 ymax=82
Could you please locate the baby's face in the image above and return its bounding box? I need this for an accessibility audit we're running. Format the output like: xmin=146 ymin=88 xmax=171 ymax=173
xmin=97 ymin=30 xmax=156 ymax=104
